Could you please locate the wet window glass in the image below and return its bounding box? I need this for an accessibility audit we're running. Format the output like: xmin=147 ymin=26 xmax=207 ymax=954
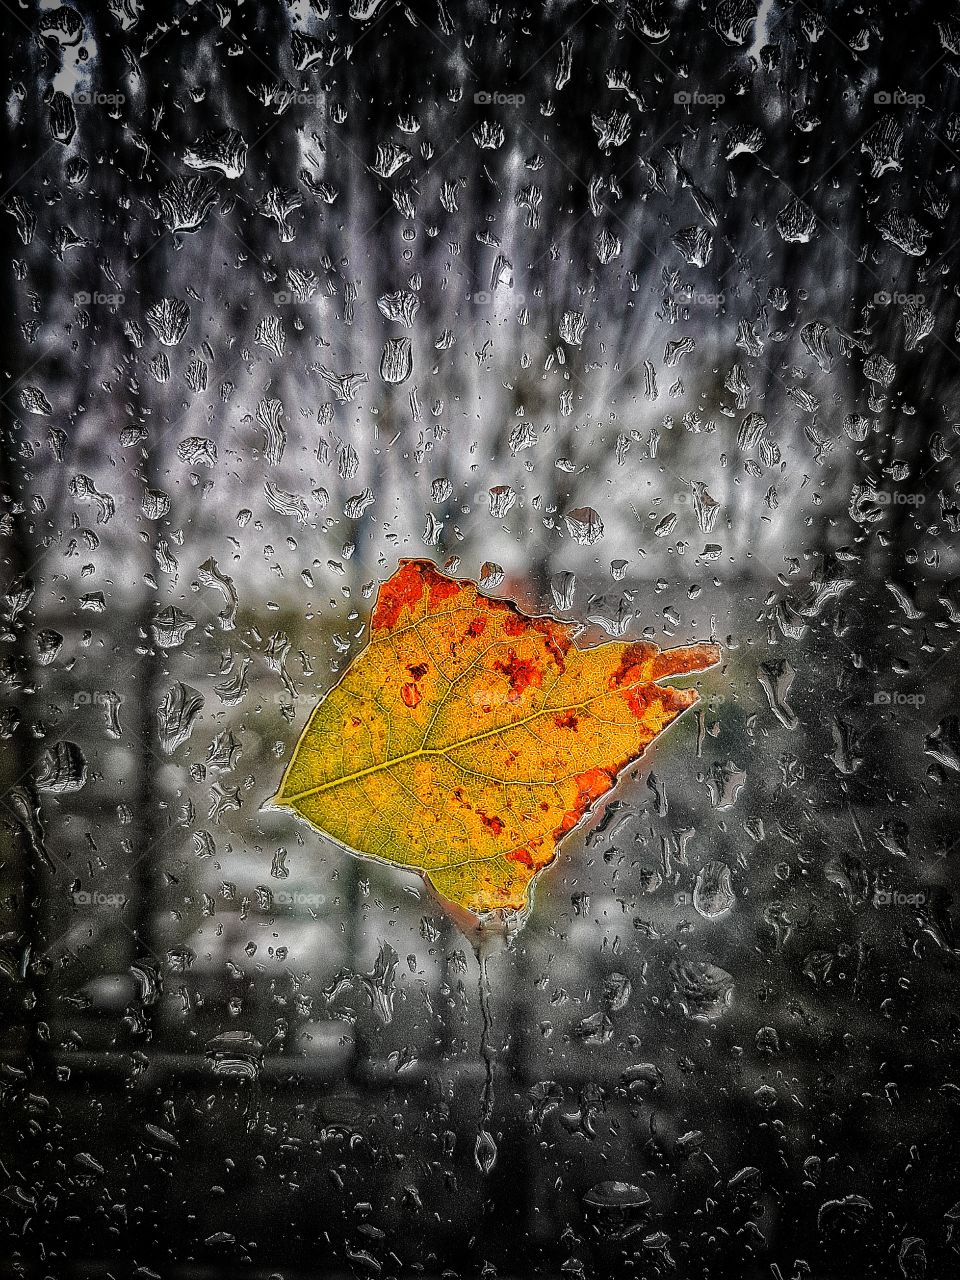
xmin=2 ymin=3 xmax=958 ymax=1277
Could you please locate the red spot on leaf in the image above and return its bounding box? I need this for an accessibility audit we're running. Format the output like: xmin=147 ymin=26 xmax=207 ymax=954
xmin=506 ymin=845 xmax=536 ymax=867
xmin=623 ymin=686 xmax=655 ymax=720
xmin=494 ymin=649 xmax=543 ymax=700
xmin=400 ymin=660 xmax=429 ymax=708
xmin=555 ymin=710 xmax=579 ymax=731
xmin=478 ymin=811 xmax=504 ymax=836
xmin=401 ymin=683 xmax=422 ymax=708
xmin=467 ymin=617 xmax=486 ymax=638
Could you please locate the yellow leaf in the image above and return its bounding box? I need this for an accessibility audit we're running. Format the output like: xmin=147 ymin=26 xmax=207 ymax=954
xmin=270 ymin=559 xmax=720 ymax=917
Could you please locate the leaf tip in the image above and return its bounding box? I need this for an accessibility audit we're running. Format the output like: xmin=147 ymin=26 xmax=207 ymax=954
xmin=656 ymin=640 xmax=723 ymax=681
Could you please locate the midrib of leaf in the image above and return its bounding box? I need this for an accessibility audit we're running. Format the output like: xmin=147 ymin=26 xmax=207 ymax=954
xmin=277 ymin=677 xmax=672 ymax=805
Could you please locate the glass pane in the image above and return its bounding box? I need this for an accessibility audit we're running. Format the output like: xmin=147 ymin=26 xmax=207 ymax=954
xmin=2 ymin=4 xmax=956 ymax=1276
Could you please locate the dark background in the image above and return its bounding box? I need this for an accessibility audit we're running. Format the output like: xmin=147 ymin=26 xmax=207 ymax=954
xmin=2 ymin=1 xmax=960 ymax=1276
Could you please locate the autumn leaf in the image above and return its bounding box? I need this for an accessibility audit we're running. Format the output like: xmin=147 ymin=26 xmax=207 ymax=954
xmin=270 ymin=559 xmax=720 ymax=918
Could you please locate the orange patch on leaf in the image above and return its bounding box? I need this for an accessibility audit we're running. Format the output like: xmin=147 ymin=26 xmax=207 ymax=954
xmin=555 ymin=766 xmax=614 ymax=836
xmin=608 ymin=642 xmax=655 ymax=691
xmin=506 ymin=844 xmax=536 ymax=867
xmin=537 ymin=620 xmax=572 ymax=664
xmin=426 ymin=569 xmax=461 ymax=608
xmin=494 ymin=649 xmax=543 ymax=699
xmin=372 ymin=561 xmax=426 ymax=632
xmin=622 ymin=685 xmax=654 ymax=721
xmin=400 ymin=683 xmax=422 ymax=708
